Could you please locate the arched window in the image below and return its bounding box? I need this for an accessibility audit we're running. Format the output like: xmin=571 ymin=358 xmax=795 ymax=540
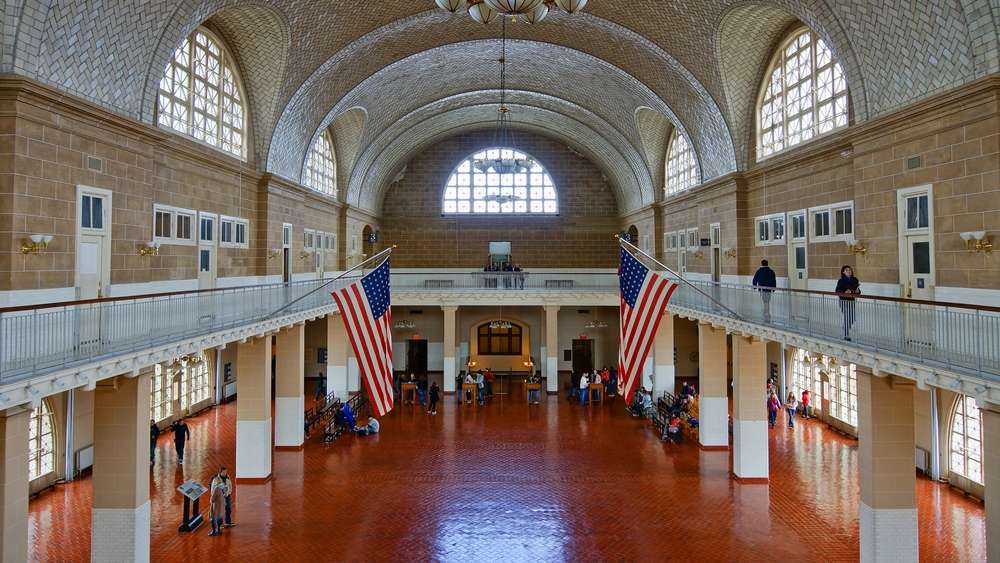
xmin=950 ymin=395 xmax=983 ymax=483
xmin=305 ymin=131 xmax=337 ymax=197
xmin=157 ymin=27 xmax=247 ymax=159
xmin=477 ymin=323 xmax=523 ymax=355
xmin=757 ymin=28 xmax=848 ymax=159
xmin=791 ymin=349 xmax=822 ymax=413
xmin=665 ymin=129 xmax=699 ymax=196
xmin=28 ymin=400 xmax=55 ymax=481
xmin=443 ymin=148 xmax=557 ymax=214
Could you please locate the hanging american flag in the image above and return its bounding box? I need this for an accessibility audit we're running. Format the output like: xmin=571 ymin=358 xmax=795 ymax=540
xmin=331 ymin=258 xmax=394 ymax=417
xmin=618 ymin=246 xmax=679 ymax=405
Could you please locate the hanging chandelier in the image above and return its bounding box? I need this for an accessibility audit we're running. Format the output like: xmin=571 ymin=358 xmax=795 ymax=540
xmin=393 ymin=319 xmax=416 ymax=330
xmin=435 ymin=0 xmax=588 ymax=24
xmin=584 ymin=319 xmax=608 ymax=329
xmin=490 ymin=303 xmax=512 ymax=330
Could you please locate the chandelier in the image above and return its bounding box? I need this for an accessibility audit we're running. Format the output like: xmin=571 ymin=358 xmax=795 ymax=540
xmin=489 ymin=319 xmax=513 ymax=329
xmin=393 ymin=319 xmax=416 ymax=330
xmin=435 ymin=0 xmax=589 ymax=25
xmin=584 ymin=319 xmax=608 ymax=329
xmin=484 ymin=193 xmax=523 ymax=205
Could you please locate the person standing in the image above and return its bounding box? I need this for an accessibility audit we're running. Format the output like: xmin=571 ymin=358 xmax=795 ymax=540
xmin=475 ymin=371 xmax=485 ymax=405
xmin=752 ymin=259 xmax=777 ymax=322
xmin=484 ymin=368 xmax=495 ymax=398
xmin=210 ymin=466 xmax=234 ymax=528
xmin=428 ymin=381 xmax=441 ymax=415
xmin=579 ymin=372 xmax=590 ymax=405
xmin=171 ymin=419 xmax=191 ymax=465
xmin=767 ymin=392 xmax=781 ymax=428
xmin=801 ymin=389 xmax=812 ymax=419
xmin=785 ymin=392 xmax=798 ymax=428
xmin=314 ymin=373 xmax=327 ymax=403
xmin=835 ymin=265 xmax=861 ymax=341
xmin=149 ymin=419 xmax=159 ymax=466
xmin=208 ymin=484 xmax=225 ymax=536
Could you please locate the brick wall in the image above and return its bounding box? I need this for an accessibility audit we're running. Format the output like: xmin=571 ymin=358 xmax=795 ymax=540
xmin=380 ymin=130 xmax=619 ymax=268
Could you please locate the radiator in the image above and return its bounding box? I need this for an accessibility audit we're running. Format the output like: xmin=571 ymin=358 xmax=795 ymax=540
xmin=75 ymin=445 xmax=94 ymax=472
xmin=914 ymin=446 xmax=929 ymax=473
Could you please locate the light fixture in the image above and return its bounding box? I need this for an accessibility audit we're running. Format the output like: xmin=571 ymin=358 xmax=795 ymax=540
xmin=442 ymin=0 xmax=586 ymax=24
xmin=584 ymin=319 xmax=608 ymax=329
xmin=267 ymin=248 xmax=282 ymax=259
xmin=467 ymin=359 xmax=478 ymax=370
xmin=724 ymin=248 xmax=738 ymax=259
xmin=467 ymin=0 xmax=497 ymax=23
xmin=20 ymin=234 xmax=53 ymax=254
xmin=138 ymin=241 xmax=160 ymax=257
xmin=393 ymin=319 xmax=416 ymax=330
xmin=845 ymin=235 xmax=867 ymax=255
xmin=435 ymin=0 xmax=467 ymax=11
xmin=489 ymin=319 xmax=513 ymax=329
xmin=960 ymin=231 xmax=992 ymax=253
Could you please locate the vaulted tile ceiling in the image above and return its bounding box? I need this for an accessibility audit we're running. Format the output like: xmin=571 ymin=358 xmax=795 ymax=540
xmin=4 ymin=0 xmax=996 ymax=212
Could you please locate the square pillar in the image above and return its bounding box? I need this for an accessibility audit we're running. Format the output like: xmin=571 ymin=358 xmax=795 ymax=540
xmin=653 ymin=313 xmax=675 ymax=398
xmin=326 ymin=314 xmax=348 ymax=399
xmin=857 ymin=369 xmax=917 ymax=563
xmin=698 ymin=323 xmax=728 ymax=449
xmin=236 ymin=335 xmax=272 ymax=481
xmin=732 ymin=336 xmax=768 ymax=481
xmin=275 ymin=324 xmax=305 ymax=449
xmin=0 ymin=407 xmax=29 ymax=563
xmin=443 ymin=306 xmax=457 ymax=393
xmin=981 ymin=404 xmax=1000 ymax=563
xmin=92 ymin=373 xmax=151 ymax=563
xmin=545 ymin=305 xmax=560 ymax=394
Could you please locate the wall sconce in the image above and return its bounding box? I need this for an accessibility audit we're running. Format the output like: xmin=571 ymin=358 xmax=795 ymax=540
xmin=20 ymin=234 xmax=53 ymax=254
xmin=724 ymin=248 xmax=737 ymax=259
xmin=466 ymin=360 xmax=477 ymax=370
xmin=845 ymin=236 xmax=867 ymax=255
xmin=691 ymin=250 xmax=705 ymax=259
xmin=299 ymin=250 xmax=314 ymax=260
xmin=137 ymin=241 xmax=160 ymax=257
xmin=266 ymin=249 xmax=282 ymax=260
xmin=960 ymin=231 xmax=992 ymax=253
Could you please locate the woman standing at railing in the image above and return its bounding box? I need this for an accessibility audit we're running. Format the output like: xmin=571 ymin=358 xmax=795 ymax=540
xmin=835 ymin=266 xmax=861 ymax=341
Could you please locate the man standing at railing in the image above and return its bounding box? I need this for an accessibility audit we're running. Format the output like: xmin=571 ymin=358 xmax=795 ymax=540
xmin=752 ymin=260 xmax=777 ymax=323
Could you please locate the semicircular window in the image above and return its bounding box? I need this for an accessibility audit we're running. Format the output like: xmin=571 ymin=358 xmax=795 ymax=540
xmin=443 ymin=148 xmax=557 ymax=214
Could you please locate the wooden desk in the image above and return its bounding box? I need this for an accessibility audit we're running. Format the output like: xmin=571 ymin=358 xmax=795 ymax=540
xmin=401 ymin=383 xmax=417 ymax=405
xmin=588 ymin=383 xmax=604 ymax=403
xmin=525 ymin=382 xmax=542 ymax=403
xmin=461 ymin=383 xmax=478 ymax=407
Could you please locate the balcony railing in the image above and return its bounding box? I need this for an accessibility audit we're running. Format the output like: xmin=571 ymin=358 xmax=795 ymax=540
xmin=390 ymin=271 xmax=618 ymax=291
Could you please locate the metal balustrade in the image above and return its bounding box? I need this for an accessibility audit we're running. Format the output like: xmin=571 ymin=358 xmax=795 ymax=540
xmin=390 ymin=271 xmax=619 ymax=291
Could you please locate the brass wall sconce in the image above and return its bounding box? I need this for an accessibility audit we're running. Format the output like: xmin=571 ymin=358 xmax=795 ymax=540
xmin=299 ymin=250 xmax=314 ymax=260
xmin=724 ymin=248 xmax=737 ymax=259
xmin=137 ymin=241 xmax=160 ymax=256
xmin=691 ymin=250 xmax=705 ymax=259
xmin=266 ymin=249 xmax=282 ymax=260
xmin=845 ymin=236 xmax=867 ymax=255
xmin=20 ymin=234 xmax=53 ymax=254
xmin=960 ymin=231 xmax=992 ymax=253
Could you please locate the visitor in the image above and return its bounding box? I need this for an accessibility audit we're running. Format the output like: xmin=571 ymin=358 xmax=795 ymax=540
xmin=608 ymin=369 xmax=618 ymax=397
xmin=836 ymin=265 xmax=861 ymax=341
xmin=171 ymin=418 xmax=191 ymax=465
xmin=680 ymin=381 xmax=692 ymax=398
xmin=485 ymin=368 xmax=495 ymax=398
xmin=628 ymin=390 xmax=644 ymax=416
xmin=514 ymin=264 xmax=524 ymax=289
xmin=355 ymin=417 xmax=380 ymax=436
xmin=315 ymin=374 xmax=327 ymax=403
xmin=667 ymin=414 xmax=682 ymax=443
xmin=767 ymin=392 xmax=781 ymax=428
xmin=333 ymin=406 xmax=350 ymax=434
xmin=475 ymin=370 xmax=485 ymax=405
xmin=752 ymin=259 xmax=777 ymax=322
xmin=417 ymin=376 xmax=428 ymax=407
xmin=208 ymin=483 xmax=225 ymax=536
xmin=785 ymin=392 xmax=798 ymax=429
xmin=428 ymin=381 xmax=440 ymax=415
xmin=570 ymin=371 xmax=581 ymax=401
xmin=464 ymin=372 xmax=475 ymax=404
xmin=801 ymin=389 xmax=812 ymax=419
xmin=210 ymin=466 xmax=234 ymax=528
xmin=640 ymin=388 xmax=654 ymax=413
xmin=149 ymin=419 xmax=159 ymax=466
xmin=579 ymin=372 xmax=590 ymax=404
xmin=527 ymin=372 xmax=541 ymax=404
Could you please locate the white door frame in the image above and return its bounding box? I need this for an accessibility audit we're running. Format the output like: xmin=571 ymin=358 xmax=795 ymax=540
xmin=197 ymin=211 xmax=218 ymax=289
xmin=787 ymin=209 xmax=808 ymax=290
xmin=709 ymin=223 xmax=721 ymax=284
xmin=896 ymin=185 xmax=935 ymax=299
xmin=75 ymin=185 xmax=112 ymax=299
xmin=281 ymin=223 xmax=293 ymax=284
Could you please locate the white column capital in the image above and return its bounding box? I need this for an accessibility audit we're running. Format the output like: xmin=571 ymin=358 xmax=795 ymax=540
xmin=544 ymin=304 xmax=560 ymax=313
xmin=441 ymin=305 xmax=458 ymax=313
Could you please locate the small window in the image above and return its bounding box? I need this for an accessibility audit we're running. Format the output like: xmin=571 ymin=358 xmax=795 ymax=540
xmin=199 ymin=214 xmax=215 ymax=242
xmin=282 ymin=224 xmax=292 ymax=247
xmin=710 ymin=224 xmax=721 ymax=246
xmin=812 ymin=210 xmax=831 ymax=238
xmin=199 ymin=249 xmax=211 ymax=272
xmin=755 ymin=213 xmax=786 ymax=246
xmin=81 ymin=194 xmax=104 ymax=230
xmin=790 ymin=212 xmax=806 ymax=240
xmin=834 ymin=207 xmax=852 ymax=236
xmin=220 ymin=215 xmax=249 ymax=249
xmin=304 ymin=229 xmax=315 ymax=250
xmin=665 ymin=129 xmax=700 ymax=196
xmin=175 ymin=212 xmax=193 ymax=241
xmin=771 ymin=216 xmax=785 ymax=241
xmin=221 ymin=221 xmax=233 ymax=243
xmin=757 ymin=220 xmax=770 ymax=243
xmin=687 ymin=229 xmax=698 ymax=250
xmin=153 ymin=205 xmax=196 ymax=245
xmin=234 ymin=221 xmax=246 ymax=245
xmin=477 ymin=323 xmax=523 ymax=355
xmin=906 ymin=195 xmax=929 ymax=230
xmin=154 ymin=210 xmax=172 ymax=240
xmin=810 ymin=201 xmax=852 ymax=241
xmin=950 ymin=395 xmax=983 ymax=484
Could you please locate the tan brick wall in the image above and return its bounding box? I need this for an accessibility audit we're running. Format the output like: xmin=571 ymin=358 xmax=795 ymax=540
xmin=381 ymin=130 xmax=619 ymax=268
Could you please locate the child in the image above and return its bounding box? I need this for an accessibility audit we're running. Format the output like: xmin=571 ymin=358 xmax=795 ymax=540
xmin=209 ymin=485 xmax=225 ymax=536
xmin=785 ymin=392 xmax=798 ymax=428
xmin=667 ymin=415 xmax=682 ymax=443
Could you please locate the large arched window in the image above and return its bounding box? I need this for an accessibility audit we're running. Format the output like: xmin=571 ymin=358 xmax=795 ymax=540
xmin=791 ymin=349 xmax=822 ymax=413
xmin=151 ymin=363 xmax=174 ymax=422
xmin=28 ymin=400 xmax=55 ymax=481
xmin=827 ymin=361 xmax=857 ymax=427
xmin=950 ymin=395 xmax=983 ymax=483
xmin=305 ymin=131 xmax=337 ymax=197
xmin=757 ymin=28 xmax=848 ymax=160
xmin=477 ymin=323 xmax=523 ymax=355
xmin=157 ymin=27 xmax=247 ymax=159
xmin=665 ymin=129 xmax=699 ymax=197
xmin=443 ymin=148 xmax=557 ymax=214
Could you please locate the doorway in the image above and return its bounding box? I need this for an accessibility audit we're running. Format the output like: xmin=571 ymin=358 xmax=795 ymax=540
xmin=406 ymin=339 xmax=428 ymax=376
xmin=709 ymin=223 xmax=721 ymax=284
xmin=897 ymin=186 xmax=935 ymax=347
xmin=76 ymin=187 xmax=112 ymax=300
xmin=198 ymin=212 xmax=218 ymax=289
xmin=282 ymin=223 xmax=292 ymax=284
xmin=572 ymin=339 xmax=594 ymax=373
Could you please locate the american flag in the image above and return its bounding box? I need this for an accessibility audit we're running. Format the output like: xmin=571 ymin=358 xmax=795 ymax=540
xmin=618 ymin=247 xmax=679 ymax=405
xmin=331 ymin=258 xmax=394 ymax=417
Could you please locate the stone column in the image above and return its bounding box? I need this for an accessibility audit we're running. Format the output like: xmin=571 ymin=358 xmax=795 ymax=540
xmin=92 ymin=373 xmax=151 ymax=563
xmin=545 ymin=305 xmax=560 ymax=394
xmin=981 ymin=403 xmax=1000 ymax=563
xmin=698 ymin=323 xmax=728 ymax=449
xmin=857 ymin=368 xmax=917 ymax=563
xmin=442 ymin=306 xmax=457 ymax=393
xmin=0 ymin=407 xmax=29 ymax=563
xmin=326 ymin=314 xmax=348 ymax=399
xmin=236 ymin=335 xmax=272 ymax=481
xmin=732 ymin=336 xmax=768 ymax=481
xmin=653 ymin=313 xmax=675 ymax=398
xmin=275 ymin=324 xmax=304 ymax=449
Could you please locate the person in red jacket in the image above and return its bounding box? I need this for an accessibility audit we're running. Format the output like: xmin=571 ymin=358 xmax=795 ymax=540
xmin=484 ymin=369 xmax=495 ymax=398
xmin=801 ymin=389 xmax=812 ymax=419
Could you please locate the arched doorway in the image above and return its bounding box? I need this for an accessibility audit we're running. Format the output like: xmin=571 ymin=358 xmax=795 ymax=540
xmin=362 ymin=224 xmax=376 ymax=259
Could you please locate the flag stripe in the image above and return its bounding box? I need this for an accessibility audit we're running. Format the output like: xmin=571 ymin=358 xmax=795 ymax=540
xmin=350 ymin=284 xmax=392 ymax=410
xmin=332 ymin=289 xmax=388 ymax=416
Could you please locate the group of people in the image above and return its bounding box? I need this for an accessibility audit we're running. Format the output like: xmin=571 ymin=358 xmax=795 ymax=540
xmin=570 ymin=368 xmax=618 ymax=404
xmin=766 ymin=386 xmax=813 ymax=429
xmin=752 ymin=260 xmax=862 ymax=340
xmin=149 ymin=418 xmax=191 ymax=466
xmin=332 ymin=400 xmax=382 ymax=436
xmin=395 ymin=373 xmax=443 ymax=414
xmin=461 ymin=369 xmax=497 ymax=405
xmin=481 ymin=262 xmax=525 ymax=289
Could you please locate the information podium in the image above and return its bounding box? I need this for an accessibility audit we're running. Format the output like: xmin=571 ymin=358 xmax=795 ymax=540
xmin=177 ymin=479 xmax=208 ymax=532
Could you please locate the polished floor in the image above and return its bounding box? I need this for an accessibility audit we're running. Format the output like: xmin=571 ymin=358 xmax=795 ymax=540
xmin=29 ymin=392 xmax=985 ymax=562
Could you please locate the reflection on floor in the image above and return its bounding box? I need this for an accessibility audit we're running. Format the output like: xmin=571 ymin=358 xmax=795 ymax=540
xmin=28 ymin=393 xmax=985 ymax=562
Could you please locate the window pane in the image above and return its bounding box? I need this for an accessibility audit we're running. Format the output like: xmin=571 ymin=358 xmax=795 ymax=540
xmin=444 ymin=148 xmax=556 ymax=214
xmin=912 ymin=241 xmax=931 ymax=274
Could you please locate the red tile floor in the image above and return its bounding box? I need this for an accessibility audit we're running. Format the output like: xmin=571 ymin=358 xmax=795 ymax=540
xmin=29 ymin=391 xmax=986 ymax=562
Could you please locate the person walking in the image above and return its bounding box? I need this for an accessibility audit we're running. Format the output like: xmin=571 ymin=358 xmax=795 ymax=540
xmin=579 ymin=372 xmax=590 ymax=405
xmin=752 ymin=259 xmax=777 ymax=322
xmin=428 ymin=381 xmax=441 ymax=415
xmin=149 ymin=419 xmax=159 ymax=466
xmin=210 ymin=466 xmax=235 ymax=528
xmin=767 ymin=392 xmax=781 ymax=428
xmin=801 ymin=389 xmax=812 ymax=419
xmin=835 ymin=265 xmax=861 ymax=341
xmin=785 ymin=392 xmax=798 ymax=428
xmin=208 ymin=484 xmax=225 ymax=536
xmin=475 ymin=371 xmax=485 ymax=405
xmin=484 ymin=368 xmax=495 ymax=398
xmin=171 ymin=419 xmax=191 ymax=465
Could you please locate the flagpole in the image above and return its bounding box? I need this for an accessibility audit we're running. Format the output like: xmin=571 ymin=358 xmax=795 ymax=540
xmin=267 ymin=245 xmax=395 ymax=318
xmin=615 ymin=235 xmax=744 ymax=321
